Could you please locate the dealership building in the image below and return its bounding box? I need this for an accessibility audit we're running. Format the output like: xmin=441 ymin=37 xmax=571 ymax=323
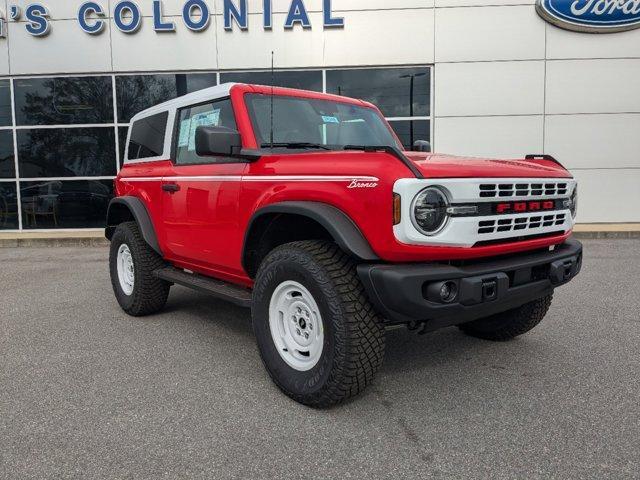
xmin=0 ymin=0 xmax=639 ymax=233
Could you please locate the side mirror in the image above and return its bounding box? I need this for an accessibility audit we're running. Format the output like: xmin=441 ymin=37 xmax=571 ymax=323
xmin=413 ymin=140 xmax=431 ymax=152
xmin=195 ymin=126 xmax=243 ymax=158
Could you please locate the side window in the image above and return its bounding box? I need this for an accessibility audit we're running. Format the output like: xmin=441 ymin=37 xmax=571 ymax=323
xmin=128 ymin=111 xmax=168 ymax=160
xmin=175 ymin=98 xmax=237 ymax=165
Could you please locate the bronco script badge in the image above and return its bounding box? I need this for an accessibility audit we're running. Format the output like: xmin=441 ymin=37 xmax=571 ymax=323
xmin=536 ymin=0 xmax=640 ymax=33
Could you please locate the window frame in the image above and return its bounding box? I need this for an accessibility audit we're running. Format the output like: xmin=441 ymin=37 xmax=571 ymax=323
xmin=170 ymin=96 xmax=243 ymax=166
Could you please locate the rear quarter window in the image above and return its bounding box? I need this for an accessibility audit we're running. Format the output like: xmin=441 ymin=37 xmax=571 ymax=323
xmin=127 ymin=111 xmax=169 ymax=161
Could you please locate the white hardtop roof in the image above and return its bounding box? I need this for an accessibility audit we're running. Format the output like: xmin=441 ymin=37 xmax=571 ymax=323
xmin=129 ymin=82 xmax=237 ymax=122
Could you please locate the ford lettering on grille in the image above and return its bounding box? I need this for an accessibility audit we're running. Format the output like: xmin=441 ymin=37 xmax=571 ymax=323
xmin=495 ymin=201 xmax=556 ymax=214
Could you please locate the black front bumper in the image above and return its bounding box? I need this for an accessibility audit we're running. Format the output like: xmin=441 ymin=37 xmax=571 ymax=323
xmin=357 ymin=239 xmax=582 ymax=330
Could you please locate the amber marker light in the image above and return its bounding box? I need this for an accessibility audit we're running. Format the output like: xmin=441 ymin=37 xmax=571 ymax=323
xmin=393 ymin=193 xmax=402 ymax=225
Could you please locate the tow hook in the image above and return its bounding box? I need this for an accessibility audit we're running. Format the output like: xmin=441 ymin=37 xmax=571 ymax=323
xmin=550 ymin=255 xmax=581 ymax=285
xmin=482 ymin=280 xmax=498 ymax=301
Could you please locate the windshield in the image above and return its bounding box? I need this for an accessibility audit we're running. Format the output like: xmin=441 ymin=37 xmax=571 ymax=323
xmin=245 ymin=94 xmax=401 ymax=150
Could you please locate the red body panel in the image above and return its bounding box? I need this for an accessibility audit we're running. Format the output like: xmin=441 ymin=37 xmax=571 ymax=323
xmin=116 ymin=84 xmax=574 ymax=288
xmin=405 ymin=152 xmax=572 ymax=179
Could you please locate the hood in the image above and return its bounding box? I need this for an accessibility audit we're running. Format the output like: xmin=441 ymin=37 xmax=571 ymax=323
xmin=404 ymin=152 xmax=572 ymax=179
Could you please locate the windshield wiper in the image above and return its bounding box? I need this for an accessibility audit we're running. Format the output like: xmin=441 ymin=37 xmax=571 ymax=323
xmin=261 ymin=142 xmax=332 ymax=150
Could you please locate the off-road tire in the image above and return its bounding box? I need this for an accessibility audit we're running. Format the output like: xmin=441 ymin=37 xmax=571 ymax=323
xmin=459 ymin=294 xmax=553 ymax=341
xmin=252 ymin=241 xmax=386 ymax=408
xmin=109 ymin=221 xmax=170 ymax=316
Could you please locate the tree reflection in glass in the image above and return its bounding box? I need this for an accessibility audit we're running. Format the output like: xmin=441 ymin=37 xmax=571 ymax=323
xmin=14 ymin=76 xmax=114 ymax=126
xmin=116 ymin=73 xmax=217 ymax=123
xmin=17 ymin=128 xmax=116 ymax=178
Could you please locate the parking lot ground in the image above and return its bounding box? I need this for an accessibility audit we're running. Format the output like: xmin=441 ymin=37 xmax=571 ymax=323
xmin=1 ymin=239 xmax=639 ymax=479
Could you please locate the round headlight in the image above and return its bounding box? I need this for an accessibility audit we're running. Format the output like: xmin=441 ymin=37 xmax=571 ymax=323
xmin=411 ymin=187 xmax=449 ymax=235
xmin=570 ymin=186 xmax=578 ymax=219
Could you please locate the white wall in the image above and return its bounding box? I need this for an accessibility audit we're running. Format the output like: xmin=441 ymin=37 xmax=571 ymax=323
xmin=2 ymin=0 xmax=434 ymax=74
xmin=0 ymin=0 xmax=9 ymax=75
xmin=1 ymin=0 xmax=638 ymax=223
xmin=431 ymin=2 xmax=640 ymax=223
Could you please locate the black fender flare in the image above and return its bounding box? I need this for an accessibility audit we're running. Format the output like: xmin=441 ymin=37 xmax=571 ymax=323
xmin=242 ymin=201 xmax=379 ymax=273
xmin=105 ymin=196 xmax=162 ymax=255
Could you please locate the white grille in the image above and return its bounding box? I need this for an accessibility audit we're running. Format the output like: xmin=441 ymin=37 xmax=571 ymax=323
xmin=479 ymin=182 xmax=568 ymax=198
xmin=478 ymin=213 xmax=567 ymax=235
xmin=393 ymin=177 xmax=577 ymax=248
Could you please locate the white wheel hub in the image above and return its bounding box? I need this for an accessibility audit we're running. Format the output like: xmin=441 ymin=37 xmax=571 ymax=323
xmin=268 ymin=281 xmax=324 ymax=371
xmin=117 ymin=244 xmax=135 ymax=296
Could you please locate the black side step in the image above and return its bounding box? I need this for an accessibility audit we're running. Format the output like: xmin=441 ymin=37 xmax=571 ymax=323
xmin=155 ymin=267 xmax=252 ymax=308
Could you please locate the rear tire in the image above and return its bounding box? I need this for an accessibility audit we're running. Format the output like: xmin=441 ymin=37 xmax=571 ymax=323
xmin=252 ymin=241 xmax=386 ymax=408
xmin=459 ymin=294 xmax=553 ymax=341
xmin=109 ymin=221 xmax=170 ymax=316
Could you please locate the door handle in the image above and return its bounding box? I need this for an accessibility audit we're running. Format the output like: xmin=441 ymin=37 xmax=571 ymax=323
xmin=162 ymin=183 xmax=180 ymax=193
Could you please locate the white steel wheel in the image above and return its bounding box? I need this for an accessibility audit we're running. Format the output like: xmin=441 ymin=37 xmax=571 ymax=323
xmin=116 ymin=244 xmax=135 ymax=296
xmin=268 ymin=280 xmax=324 ymax=372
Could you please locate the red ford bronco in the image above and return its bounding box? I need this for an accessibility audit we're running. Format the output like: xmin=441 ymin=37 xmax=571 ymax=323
xmin=106 ymin=83 xmax=582 ymax=407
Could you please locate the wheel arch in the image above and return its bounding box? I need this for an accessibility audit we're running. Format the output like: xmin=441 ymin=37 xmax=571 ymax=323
xmin=105 ymin=197 xmax=162 ymax=256
xmin=242 ymin=201 xmax=379 ymax=278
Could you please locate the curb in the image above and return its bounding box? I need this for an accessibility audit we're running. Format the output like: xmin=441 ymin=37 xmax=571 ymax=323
xmin=572 ymin=231 xmax=640 ymax=239
xmin=0 ymin=237 xmax=110 ymax=248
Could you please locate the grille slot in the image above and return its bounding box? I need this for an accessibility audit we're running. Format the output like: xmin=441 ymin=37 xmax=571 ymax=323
xmin=479 ymin=182 xmax=569 ymax=198
xmin=478 ymin=213 xmax=567 ymax=235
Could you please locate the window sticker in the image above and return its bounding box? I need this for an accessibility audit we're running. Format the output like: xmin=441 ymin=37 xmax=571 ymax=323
xmin=178 ymin=119 xmax=191 ymax=147
xmin=322 ymin=115 xmax=339 ymax=124
xmin=187 ymin=109 xmax=221 ymax=151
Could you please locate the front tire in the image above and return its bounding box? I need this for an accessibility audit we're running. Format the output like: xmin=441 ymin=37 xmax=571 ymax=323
xmin=459 ymin=294 xmax=553 ymax=341
xmin=252 ymin=241 xmax=386 ymax=408
xmin=109 ymin=221 xmax=170 ymax=316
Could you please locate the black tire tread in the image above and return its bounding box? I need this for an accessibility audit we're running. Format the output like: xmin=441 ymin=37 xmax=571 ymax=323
xmin=109 ymin=221 xmax=170 ymax=316
xmin=254 ymin=240 xmax=385 ymax=408
xmin=459 ymin=294 xmax=553 ymax=341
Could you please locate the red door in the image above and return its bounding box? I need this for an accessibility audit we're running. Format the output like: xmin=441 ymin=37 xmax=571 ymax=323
xmin=160 ymin=98 xmax=248 ymax=283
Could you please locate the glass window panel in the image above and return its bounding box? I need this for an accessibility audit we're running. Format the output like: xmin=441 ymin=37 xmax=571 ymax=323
xmin=17 ymin=127 xmax=116 ymax=178
xmin=175 ymin=99 xmax=238 ymax=165
xmin=220 ymin=71 xmax=322 ymax=92
xmin=389 ymin=120 xmax=430 ymax=150
xmin=128 ymin=112 xmax=168 ymax=160
xmin=0 ymin=130 xmax=15 ymax=178
xmin=326 ymin=68 xmax=431 ymax=118
xmin=0 ymin=80 xmax=12 ymax=127
xmin=20 ymin=180 xmax=113 ymax=229
xmin=0 ymin=183 xmax=19 ymax=230
xmin=118 ymin=127 xmax=128 ymax=167
xmin=246 ymin=94 xmax=398 ymax=149
xmin=14 ymin=76 xmax=114 ymax=126
xmin=116 ymin=73 xmax=217 ymax=123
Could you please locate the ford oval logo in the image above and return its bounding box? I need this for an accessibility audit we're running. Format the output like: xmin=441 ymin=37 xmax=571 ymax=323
xmin=536 ymin=0 xmax=640 ymax=33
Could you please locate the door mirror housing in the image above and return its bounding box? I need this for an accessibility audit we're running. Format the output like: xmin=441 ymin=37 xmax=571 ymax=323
xmin=413 ymin=140 xmax=431 ymax=152
xmin=195 ymin=126 xmax=243 ymax=158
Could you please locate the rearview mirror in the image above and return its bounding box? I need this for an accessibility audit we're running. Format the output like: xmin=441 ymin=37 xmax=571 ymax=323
xmin=413 ymin=140 xmax=431 ymax=152
xmin=195 ymin=126 xmax=243 ymax=158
